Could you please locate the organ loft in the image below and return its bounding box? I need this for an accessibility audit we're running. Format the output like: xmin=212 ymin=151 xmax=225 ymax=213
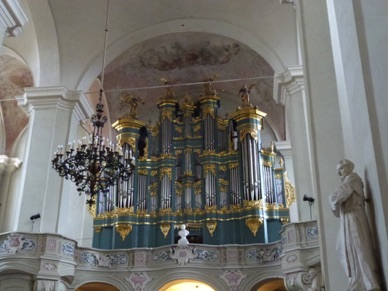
xmin=92 ymin=80 xmax=294 ymax=249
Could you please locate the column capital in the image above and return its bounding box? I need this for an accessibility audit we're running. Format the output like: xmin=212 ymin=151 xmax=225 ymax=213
xmin=274 ymin=66 xmax=304 ymax=104
xmin=0 ymin=155 xmax=22 ymax=174
xmin=0 ymin=0 xmax=29 ymax=37
xmin=15 ymin=86 xmax=93 ymax=122
xmin=274 ymin=141 xmax=292 ymax=157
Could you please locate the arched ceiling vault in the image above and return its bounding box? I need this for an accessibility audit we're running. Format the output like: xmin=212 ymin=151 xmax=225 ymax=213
xmin=98 ymin=32 xmax=285 ymax=141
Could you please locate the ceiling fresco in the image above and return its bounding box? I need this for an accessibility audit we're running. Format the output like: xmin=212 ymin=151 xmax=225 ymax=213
xmin=0 ymin=56 xmax=33 ymax=156
xmin=102 ymin=32 xmax=285 ymax=142
xmin=1 ymin=33 xmax=285 ymax=155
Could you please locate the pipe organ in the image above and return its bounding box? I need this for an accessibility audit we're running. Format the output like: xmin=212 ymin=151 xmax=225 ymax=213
xmin=93 ymin=82 xmax=293 ymax=249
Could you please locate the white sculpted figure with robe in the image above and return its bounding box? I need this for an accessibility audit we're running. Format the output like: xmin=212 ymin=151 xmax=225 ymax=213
xmin=329 ymin=159 xmax=381 ymax=291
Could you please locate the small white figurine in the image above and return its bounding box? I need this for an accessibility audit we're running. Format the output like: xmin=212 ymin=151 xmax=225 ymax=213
xmin=177 ymin=224 xmax=189 ymax=246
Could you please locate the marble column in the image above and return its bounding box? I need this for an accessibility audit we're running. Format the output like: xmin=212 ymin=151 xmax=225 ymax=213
xmin=8 ymin=87 xmax=92 ymax=235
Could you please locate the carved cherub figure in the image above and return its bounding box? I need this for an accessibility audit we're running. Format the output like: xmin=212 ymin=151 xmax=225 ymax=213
xmin=121 ymin=93 xmax=144 ymax=119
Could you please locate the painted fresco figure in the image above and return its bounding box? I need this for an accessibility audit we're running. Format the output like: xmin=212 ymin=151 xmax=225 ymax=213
xmin=329 ymin=159 xmax=381 ymax=291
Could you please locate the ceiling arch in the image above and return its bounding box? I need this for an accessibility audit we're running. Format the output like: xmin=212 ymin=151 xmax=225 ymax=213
xmin=77 ymin=18 xmax=285 ymax=93
xmin=81 ymin=30 xmax=286 ymax=142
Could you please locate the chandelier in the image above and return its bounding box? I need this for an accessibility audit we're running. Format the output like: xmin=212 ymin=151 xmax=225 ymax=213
xmin=51 ymin=0 xmax=134 ymax=206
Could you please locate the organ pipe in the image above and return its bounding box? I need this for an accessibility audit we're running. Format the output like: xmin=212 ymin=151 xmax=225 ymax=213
xmin=94 ymin=82 xmax=291 ymax=248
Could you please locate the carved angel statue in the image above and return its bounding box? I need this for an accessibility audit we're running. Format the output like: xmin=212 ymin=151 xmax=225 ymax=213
xmin=239 ymin=84 xmax=254 ymax=107
xmin=120 ymin=93 xmax=144 ymax=119
xmin=202 ymin=74 xmax=218 ymax=96
xmin=160 ymin=77 xmax=178 ymax=99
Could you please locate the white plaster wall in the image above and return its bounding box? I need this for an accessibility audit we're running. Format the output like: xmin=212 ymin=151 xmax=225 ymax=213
xmin=296 ymin=0 xmax=347 ymax=290
xmin=356 ymin=3 xmax=388 ymax=284
xmin=327 ymin=0 xmax=388 ymax=286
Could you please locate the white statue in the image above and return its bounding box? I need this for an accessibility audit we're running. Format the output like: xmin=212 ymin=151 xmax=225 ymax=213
xmin=329 ymin=159 xmax=381 ymax=291
xmin=177 ymin=224 xmax=189 ymax=246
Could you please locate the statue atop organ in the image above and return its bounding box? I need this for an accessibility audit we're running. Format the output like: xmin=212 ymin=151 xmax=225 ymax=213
xmin=92 ymin=80 xmax=293 ymax=249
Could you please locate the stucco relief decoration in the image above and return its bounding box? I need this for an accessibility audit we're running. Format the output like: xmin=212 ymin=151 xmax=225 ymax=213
xmin=153 ymin=250 xmax=171 ymax=263
xmin=306 ymin=225 xmax=318 ymax=239
xmin=286 ymin=254 xmax=298 ymax=263
xmin=134 ymin=253 xmax=145 ymax=265
xmin=62 ymin=242 xmax=75 ymax=256
xmin=125 ymin=272 xmax=152 ymax=291
xmin=246 ymin=245 xmax=282 ymax=263
xmin=195 ymin=249 xmax=218 ymax=262
xmin=80 ymin=251 xmax=128 ymax=268
xmin=170 ymin=245 xmax=197 ymax=265
xmin=0 ymin=233 xmax=35 ymax=254
xmin=46 ymin=239 xmax=57 ymax=252
xmin=284 ymin=269 xmax=321 ymax=291
xmin=226 ymin=250 xmax=239 ymax=263
xmin=219 ymin=270 xmax=247 ymax=291
xmin=42 ymin=263 xmax=57 ymax=271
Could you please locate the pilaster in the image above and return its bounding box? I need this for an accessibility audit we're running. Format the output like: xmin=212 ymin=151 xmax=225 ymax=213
xmin=295 ymin=0 xmax=347 ymax=289
xmin=10 ymin=87 xmax=92 ymax=234
xmin=274 ymin=66 xmax=315 ymax=222
xmin=0 ymin=155 xmax=22 ymax=232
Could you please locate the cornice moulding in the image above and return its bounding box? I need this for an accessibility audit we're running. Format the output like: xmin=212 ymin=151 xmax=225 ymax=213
xmin=0 ymin=0 xmax=29 ymax=37
xmin=274 ymin=66 xmax=304 ymax=104
xmin=0 ymin=155 xmax=22 ymax=173
xmin=15 ymin=87 xmax=86 ymax=115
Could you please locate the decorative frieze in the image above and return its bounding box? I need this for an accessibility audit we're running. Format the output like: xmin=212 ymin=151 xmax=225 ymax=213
xmin=246 ymin=245 xmax=282 ymax=264
xmin=0 ymin=233 xmax=35 ymax=254
xmin=79 ymin=251 xmax=128 ymax=268
xmin=0 ymin=231 xmax=321 ymax=290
